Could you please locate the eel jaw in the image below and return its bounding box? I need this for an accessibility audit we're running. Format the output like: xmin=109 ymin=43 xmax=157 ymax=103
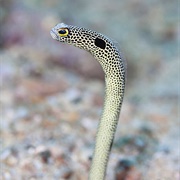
xmin=50 ymin=29 xmax=59 ymax=41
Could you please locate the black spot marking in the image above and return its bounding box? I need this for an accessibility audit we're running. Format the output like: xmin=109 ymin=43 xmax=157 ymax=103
xmin=95 ymin=38 xmax=106 ymax=49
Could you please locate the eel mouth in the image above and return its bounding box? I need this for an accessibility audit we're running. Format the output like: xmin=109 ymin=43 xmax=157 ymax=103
xmin=50 ymin=29 xmax=59 ymax=40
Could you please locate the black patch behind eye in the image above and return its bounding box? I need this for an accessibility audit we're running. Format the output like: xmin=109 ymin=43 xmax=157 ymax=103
xmin=95 ymin=38 xmax=106 ymax=49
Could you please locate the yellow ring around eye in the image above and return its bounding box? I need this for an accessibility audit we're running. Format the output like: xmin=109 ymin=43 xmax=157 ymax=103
xmin=58 ymin=28 xmax=69 ymax=37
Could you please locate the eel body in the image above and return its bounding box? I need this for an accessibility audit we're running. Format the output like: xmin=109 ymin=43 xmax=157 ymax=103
xmin=50 ymin=23 xmax=126 ymax=180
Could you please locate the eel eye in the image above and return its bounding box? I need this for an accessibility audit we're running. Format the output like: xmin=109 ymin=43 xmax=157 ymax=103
xmin=58 ymin=28 xmax=69 ymax=37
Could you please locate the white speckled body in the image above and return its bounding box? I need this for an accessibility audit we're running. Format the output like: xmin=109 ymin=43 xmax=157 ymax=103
xmin=50 ymin=23 xmax=126 ymax=180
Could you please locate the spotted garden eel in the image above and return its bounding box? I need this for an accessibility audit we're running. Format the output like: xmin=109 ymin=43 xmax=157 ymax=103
xmin=50 ymin=23 xmax=126 ymax=180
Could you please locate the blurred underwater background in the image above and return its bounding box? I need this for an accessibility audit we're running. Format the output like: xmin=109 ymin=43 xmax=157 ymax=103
xmin=0 ymin=0 xmax=179 ymax=179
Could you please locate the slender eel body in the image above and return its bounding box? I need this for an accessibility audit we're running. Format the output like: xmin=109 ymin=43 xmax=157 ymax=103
xmin=50 ymin=23 xmax=126 ymax=180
